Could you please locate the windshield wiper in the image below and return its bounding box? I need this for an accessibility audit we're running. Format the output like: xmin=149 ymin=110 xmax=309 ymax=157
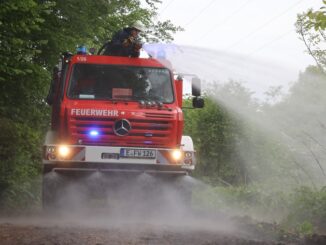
xmin=149 ymin=94 xmax=164 ymax=102
xmin=131 ymin=95 xmax=147 ymax=101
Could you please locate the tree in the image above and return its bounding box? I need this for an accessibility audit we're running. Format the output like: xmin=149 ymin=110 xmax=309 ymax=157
xmin=296 ymin=2 xmax=326 ymax=71
xmin=183 ymin=81 xmax=258 ymax=185
xmin=307 ymin=0 xmax=326 ymax=30
xmin=264 ymin=66 xmax=326 ymax=187
xmin=296 ymin=13 xmax=326 ymax=70
xmin=33 ymin=0 xmax=183 ymax=69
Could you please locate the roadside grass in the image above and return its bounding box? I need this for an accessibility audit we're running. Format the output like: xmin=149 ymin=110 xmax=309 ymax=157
xmin=192 ymin=183 xmax=326 ymax=235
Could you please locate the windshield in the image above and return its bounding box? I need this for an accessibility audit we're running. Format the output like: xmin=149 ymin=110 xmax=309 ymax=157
xmin=67 ymin=63 xmax=174 ymax=103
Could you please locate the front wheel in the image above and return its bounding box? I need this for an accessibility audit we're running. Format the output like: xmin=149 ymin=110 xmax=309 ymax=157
xmin=42 ymin=172 xmax=61 ymax=211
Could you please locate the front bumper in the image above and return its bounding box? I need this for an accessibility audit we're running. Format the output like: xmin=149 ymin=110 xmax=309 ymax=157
xmin=43 ymin=144 xmax=195 ymax=175
xmin=43 ymin=161 xmax=191 ymax=176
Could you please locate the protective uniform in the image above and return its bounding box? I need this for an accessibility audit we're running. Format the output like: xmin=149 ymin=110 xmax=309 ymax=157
xmin=103 ymin=28 xmax=142 ymax=57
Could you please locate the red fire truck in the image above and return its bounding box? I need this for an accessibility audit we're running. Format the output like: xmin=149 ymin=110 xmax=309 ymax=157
xmin=43 ymin=50 xmax=204 ymax=208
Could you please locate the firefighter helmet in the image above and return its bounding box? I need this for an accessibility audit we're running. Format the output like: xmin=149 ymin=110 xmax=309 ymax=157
xmin=132 ymin=21 xmax=145 ymax=32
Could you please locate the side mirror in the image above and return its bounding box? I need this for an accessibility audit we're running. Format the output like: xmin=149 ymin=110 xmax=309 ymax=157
xmin=192 ymin=97 xmax=204 ymax=108
xmin=192 ymin=77 xmax=201 ymax=97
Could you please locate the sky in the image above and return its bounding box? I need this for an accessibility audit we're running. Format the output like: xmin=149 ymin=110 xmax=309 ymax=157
xmin=152 ymin=0 xmax=324 ymax=98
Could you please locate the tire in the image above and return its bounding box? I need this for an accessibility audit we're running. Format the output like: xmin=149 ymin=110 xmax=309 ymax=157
xmin=42 ymin=173 xmax=61 ymax=211
xmin=42 ymin=170 xmax=95 ymax=211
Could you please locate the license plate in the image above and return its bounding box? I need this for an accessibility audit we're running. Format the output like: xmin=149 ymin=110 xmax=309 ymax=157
xmin=101 ymin=153 xmax=120 ymax=159
xmin=120 ymin=148 xmax=156 ymax=159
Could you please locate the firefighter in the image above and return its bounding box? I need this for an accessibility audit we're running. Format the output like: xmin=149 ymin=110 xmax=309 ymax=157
xmin=102 ymin=21 xmax=145 ymax=57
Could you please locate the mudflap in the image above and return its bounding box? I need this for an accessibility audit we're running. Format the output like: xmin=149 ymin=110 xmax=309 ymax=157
xmin=42 ymin=163 xmax=193 ymax=212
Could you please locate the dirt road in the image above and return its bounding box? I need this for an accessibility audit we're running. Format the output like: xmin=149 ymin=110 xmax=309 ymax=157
xmin=1 ymin=212 xmax=325 ymax=245
xmin=0 ymin=222 xmax=275 ymax=245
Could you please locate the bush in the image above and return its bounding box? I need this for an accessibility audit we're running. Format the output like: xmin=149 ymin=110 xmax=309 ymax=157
xmin=193 ymin=183 xmax=326 ymax=233
xmin=284 ymin=186 xmax=326 ymax=233
xmin=0 ymin=118 xmax=42 ymax=213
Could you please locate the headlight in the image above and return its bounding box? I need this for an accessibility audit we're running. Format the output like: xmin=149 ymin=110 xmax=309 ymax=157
xmin=45 ymin=146 xmax=56 ymax=160
xmin=58 ymin=145 xmax=70 ymax=158
xmin=185 ymin=152 xmax=192 ymax=158
xmin=171 ymin=149 xmax=183 ymax=161
xmin=44 ymin=145 xmax=85 ymax=161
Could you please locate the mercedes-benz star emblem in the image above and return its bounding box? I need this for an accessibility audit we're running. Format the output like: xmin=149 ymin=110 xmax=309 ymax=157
xmin=113 ymin=119 xmax=131 ymax=136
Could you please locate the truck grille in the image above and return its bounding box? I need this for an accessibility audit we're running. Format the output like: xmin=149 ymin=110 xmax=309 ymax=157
xmin=69 ymin=114 xmax=175 ymax=147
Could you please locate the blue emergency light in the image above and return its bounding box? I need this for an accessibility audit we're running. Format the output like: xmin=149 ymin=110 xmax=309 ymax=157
xmin=77 ymin=45 xmax=87 ymax=55
xmin=89 ymin=130 xmax=99 ymax=137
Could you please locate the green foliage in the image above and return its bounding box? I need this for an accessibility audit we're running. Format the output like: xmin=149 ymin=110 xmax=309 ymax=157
xmin=193 ymin=184 xmax=290 ymax=221
xmin=296 ymin=2 xmax=326 ymax=70
xmin=296 ymin=221 xmax=314 ymax=236
xmin=0 ymin=118 xmax=42 ymax=211
xmin=184 ymin=94 xmax=247 ymax=185
xmin=193 ymin=184 xmax=326 ymax=234
xmin=307 ymin=0 xmax=326 ymax=30
xmin=265 ymin=67 xmax=326 ymax=187
xmin=284 ymin=186 xmax=326 ymax=233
